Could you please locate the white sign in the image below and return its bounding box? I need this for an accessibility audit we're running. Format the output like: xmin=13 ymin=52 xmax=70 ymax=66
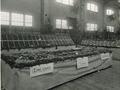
xmin=77 ymin=57 xmax=89 ymax=69
xmin=101 ymin=53 xmax=110 ymax=60
xmin=30 ymin=63 xmax=54 ymax=77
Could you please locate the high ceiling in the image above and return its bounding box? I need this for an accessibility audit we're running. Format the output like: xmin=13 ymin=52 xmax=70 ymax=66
xmin=104 ymin=0 xmax=120 ymax=9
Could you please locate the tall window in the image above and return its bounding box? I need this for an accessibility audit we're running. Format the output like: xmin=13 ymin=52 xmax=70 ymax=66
xmin=0 ymin=12 xmax=10 ymax=25
xmin=87 ymin=3 xmax=98 ymax=12
xmin=1 ymin=11 xmax=33 ymax=27
xmin=25 ymin=15 xmax=32 ymax=27
xmin=56 ymin=19 xmax=72 ymax=29
xmin=62 ymin=20 xmax=68 ymax=29
xmin=56 ymin=0 xmax=74 ymax=6
xmin=107 ymin=26 xmax=114 ymax=32
xmin=11 ymin=13 xmax=24 ymax=26
xmin=106 ymin=9 xmax=114 ymax=15
xmin=56 ymin=19 xmax=62 ymax=29
xmin=87 ymin=23 xmax=98 ymax=31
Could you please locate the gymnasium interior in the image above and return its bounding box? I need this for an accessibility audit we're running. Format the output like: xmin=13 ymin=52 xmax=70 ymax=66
xmin=1 ymin=0 xmax=120 ymax=90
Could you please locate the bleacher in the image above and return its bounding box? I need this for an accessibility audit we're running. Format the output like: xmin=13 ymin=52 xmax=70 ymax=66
xmin=1 ymin=31 xmax=74 ymax=50
xmin=81 ymin=40 xmax=120 ymax=48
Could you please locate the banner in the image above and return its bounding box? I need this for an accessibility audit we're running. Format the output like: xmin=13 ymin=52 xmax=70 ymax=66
xmin=101 ymin=53 xmax=110 ymax=60
xmin=30 ymin=63 xmax=54 ymax=77
xmin=77 ymin=57 xmax=89 ymax=69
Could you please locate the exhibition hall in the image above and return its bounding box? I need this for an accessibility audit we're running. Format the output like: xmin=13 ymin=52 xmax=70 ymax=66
xmin=1 ymin=0 xmax=120 ymax=90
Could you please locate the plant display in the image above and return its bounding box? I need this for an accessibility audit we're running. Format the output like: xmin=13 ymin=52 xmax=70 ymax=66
xmin=1 ymin=47 xmax=111 ymax=69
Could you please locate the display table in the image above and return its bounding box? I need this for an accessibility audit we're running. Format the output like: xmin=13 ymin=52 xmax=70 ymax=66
xmin=2 ymin=46 xmax=112 ymax=90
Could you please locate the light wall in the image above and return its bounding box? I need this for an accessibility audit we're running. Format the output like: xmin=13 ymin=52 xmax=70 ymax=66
xmin=104 ymin=6 xmax=120 ymax=32
xmin=44 ymin=0 xmax=77 ymax=28
xmin=1 ymin=0 xmax=120 ymax=32
xmin=84 ymin=0 xmax=104 ymax=31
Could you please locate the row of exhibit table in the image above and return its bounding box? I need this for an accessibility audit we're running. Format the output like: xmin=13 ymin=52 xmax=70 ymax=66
xmin=2 ymin=46 xmax=112 ymax=90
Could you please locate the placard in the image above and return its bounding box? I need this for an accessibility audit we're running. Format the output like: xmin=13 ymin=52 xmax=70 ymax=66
xmin=101 ymin=53 xmax=110 ymax=60
xmin=77 ymin=57 xmax=89 ymax=69
xmin=30 ymin=63 xmax=54 ymax=77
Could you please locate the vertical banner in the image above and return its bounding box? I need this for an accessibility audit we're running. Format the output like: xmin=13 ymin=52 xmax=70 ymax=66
xmin=77 ymin=57 xmax=89 ymax=69
xmin=101 ymin=53 xmax=110 ymax=60
xmin=30 ymin=63 xmax=54 ymax=77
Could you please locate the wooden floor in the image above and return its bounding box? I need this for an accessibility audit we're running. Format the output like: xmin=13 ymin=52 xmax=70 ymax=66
xmin=50 ymin=60 xmax=120 ymax=90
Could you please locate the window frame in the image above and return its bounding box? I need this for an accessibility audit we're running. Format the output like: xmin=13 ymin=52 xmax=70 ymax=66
xmin=0 ymin=11 xmax=10 ymax=25
xmin=25 ymin=15 xmax=33 ymax=27
xmin=106 ymin=9 xmax=114 ymax=15
xmin=56 ymin=19 xmax=62 ymax=29
xmin=1 ymin=11 xmax=33 ymax=27
xmin=87 ymin=3 xmax=98 ymax=12
xmin=56 ymin=19 xmax=73 ymax=29
xmin=106 ymin=26 xmax=114 ymax=32
xmin=86 ymin=23 xmax=98 ymax=31
xmin=56 ymin=0 xmax=74 ymax=6
xmin=11 ymin=13 xmax=24 ymax=26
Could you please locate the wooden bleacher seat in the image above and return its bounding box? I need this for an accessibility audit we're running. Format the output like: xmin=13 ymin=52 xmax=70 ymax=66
xmin=1 ymin=30 xmax=75 ymax=49
xmin=8 ymin=41 xmax=15 ymax=49
xmin=3 ymin=41 xmax=10 ymax=50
